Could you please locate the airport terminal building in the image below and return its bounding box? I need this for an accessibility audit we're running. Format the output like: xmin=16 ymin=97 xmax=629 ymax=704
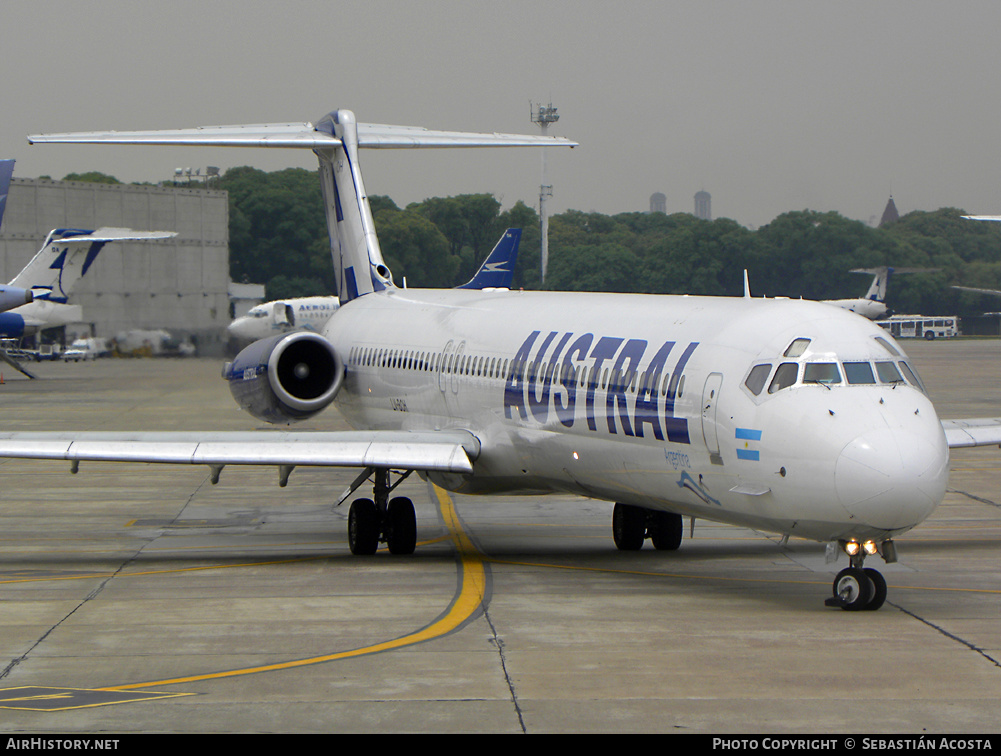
xmin=0 ymin=177 xmax=231 ymax=355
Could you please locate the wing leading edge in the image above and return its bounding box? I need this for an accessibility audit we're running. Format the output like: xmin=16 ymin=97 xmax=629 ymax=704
xmin=0 ymin=429 xmax=477 ymax=473
xmin=941 ymin=419 xmax=1001 ymax=449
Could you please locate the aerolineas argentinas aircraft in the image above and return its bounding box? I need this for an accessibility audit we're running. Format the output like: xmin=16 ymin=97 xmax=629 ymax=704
xmin=12 ymin=109 xmax=1001 ymax=612
xmin=824 ymin=267 xmax=937 ymax=321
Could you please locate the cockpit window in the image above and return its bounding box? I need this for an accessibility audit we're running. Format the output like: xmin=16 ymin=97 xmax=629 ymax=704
xmin=768 ymin=362 xmax=799 ymax=393
xmin=744 ymin=363 xmax=772 ymax=396
xmin=898 ymin=361 xmax=926 ymax=393
xmin=843 ymin=361 xmax=876 ymax=384
xmin=875 ymin=336 xmax=901 ymax=356
xmin=803 ymin=362 xmax=841 ymax=385
xmin=875 ymin=361 xmax=904 ymax=384
xmin=783 ymin=338 xmax=811 ymax=358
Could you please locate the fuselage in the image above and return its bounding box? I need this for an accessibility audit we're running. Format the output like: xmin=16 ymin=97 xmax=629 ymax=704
xmin=827 ymin=297 xmax=889 ymax=320
xmin=0 ymin=300 xmax=83 ymax=337
xmin=323 ymin=288 xmax=950 ymax=544
xmin=228 ymin=296 xmax=339 ymax=342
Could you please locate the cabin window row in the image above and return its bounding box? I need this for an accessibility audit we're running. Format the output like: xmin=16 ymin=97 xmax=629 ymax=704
xmin=347 ymin=346 xmax=685 ymax=397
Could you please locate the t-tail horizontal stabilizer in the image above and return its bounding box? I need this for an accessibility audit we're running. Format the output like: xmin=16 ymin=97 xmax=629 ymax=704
xmin=29 ymin=110 xmax=576 ymax=304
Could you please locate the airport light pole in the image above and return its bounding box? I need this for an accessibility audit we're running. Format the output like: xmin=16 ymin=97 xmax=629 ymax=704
xmin=531 ymin=103 xmax=559 ymax=284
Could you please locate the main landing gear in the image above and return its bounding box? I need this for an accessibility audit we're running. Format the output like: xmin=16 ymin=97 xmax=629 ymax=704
xmin=825 ymin=539 xmax=893 ymax=611
xmin=612 ymin=503 xmax=683 ymax=551
xmin=345 ymin=468 xmax=417 ymax=555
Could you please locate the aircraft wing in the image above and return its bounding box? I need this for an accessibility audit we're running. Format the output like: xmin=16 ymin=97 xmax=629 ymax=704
xmin=941 ymin=419 xmax=1001 ymax=449
xmin=962 ymin=215 xmax=1001 ymax=222
xmin=0 ymin=429 xmax=477 ymax=473
xmin=952 ymin=285 xmax=1001 ymax=297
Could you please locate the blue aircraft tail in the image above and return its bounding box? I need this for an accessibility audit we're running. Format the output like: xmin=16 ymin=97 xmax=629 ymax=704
xmin=457 ymin=228 xmax=521 ymax=290
xmin=0 ymin=159 xmax=14 ymax=231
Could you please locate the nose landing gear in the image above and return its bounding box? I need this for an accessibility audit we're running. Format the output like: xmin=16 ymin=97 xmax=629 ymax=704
xmin=826 ymin=540 xmax=891 ymax=611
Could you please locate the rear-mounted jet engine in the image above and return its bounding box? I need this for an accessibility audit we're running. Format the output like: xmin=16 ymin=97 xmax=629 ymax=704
xmin=225 ymin=331 xmax=343 ymax=424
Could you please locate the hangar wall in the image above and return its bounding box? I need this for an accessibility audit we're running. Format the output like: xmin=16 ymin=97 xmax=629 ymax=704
xmin=0 ymin=178 xmax=230 ymax=355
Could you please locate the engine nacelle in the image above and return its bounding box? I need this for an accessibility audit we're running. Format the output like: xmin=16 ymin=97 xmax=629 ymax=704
xmin=0 ymin=286 xmax=32 ymax=314
xmin=0 ymin=311 xmax=26 ymax=338
xmin=225 ymin=331 xmax=344 ymax=424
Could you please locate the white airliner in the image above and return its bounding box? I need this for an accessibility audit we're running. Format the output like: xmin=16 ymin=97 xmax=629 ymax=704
xmin=824 ymin=267 xmax=936 ymax=320
xmin=228 ymin=296 xmax=340 ymax=342
xmin=227 ymin=227 xmax=522 ymax=342
xmin=7 ymin=109 xmax=1001 ymax=612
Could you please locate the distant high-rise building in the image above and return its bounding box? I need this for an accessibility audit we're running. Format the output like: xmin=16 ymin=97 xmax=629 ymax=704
xmin=650 ymin=192 xmax=667 ymax=214
xmin=694 ymin=190 xmax=711 ymax=221
xmin=879 ymin=196 xmax=899 ymax=227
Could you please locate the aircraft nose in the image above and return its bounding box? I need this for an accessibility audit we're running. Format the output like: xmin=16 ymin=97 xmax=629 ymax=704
xmin=227 ymin=319 xmax=251 ymax=339
xmin=835 ymin=427 xmax=948 ymax=532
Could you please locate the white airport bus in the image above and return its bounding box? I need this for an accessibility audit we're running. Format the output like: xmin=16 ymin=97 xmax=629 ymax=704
xmin=875 ymin=314 xmax=960 ymax=340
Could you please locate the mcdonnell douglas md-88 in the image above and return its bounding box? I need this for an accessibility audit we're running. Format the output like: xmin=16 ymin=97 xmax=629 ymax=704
xmin=5 ymin=108 xmax=1001 ymax=611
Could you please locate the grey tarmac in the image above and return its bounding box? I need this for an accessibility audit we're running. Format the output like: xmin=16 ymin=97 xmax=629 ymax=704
xmin=0 ymin=338 xmax=998 ymax=733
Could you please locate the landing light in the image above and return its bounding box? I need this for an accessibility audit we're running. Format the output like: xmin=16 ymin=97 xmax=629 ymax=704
xmin=843 ymin=540 xmax=879 ymax=558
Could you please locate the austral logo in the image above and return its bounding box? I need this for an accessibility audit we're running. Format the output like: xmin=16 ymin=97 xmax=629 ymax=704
xmin=503 ymin=331 xmax=698 ymax=444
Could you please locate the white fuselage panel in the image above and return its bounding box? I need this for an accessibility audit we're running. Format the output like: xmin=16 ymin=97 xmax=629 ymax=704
xmin=322 ymin=289 xmax=950 ymax=543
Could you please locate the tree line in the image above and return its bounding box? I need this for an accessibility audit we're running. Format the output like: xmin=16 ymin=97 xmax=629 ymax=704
xmin=66 ymin=167 xmax=1001 ymax=317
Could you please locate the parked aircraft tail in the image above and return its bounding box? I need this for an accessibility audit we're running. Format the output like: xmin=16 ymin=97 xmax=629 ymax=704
xmin=850 ymin=267 xmax=893 ymax=303
xmin=9 ymin=227 xmax=176 ymax=305
xmin=0 ymin=159 xmax=14 ymax=227
xmin=0 ymin=159 xmax=34 ymax=313
xmin=29 ymin=110 xmax=576 ymax=304
xmin=457 ymin=228 xmax=521 ymax=289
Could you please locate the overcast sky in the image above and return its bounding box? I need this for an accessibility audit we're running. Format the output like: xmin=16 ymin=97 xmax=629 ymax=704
xmin=5 ymin=0 xmax=1001 ymax=229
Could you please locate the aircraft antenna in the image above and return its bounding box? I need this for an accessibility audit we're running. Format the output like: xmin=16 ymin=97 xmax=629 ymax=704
xmin=531 ymin=102 xmax=559 ymax=283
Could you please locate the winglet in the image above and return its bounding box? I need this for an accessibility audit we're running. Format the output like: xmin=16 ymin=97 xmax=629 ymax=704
xmin=743 ymin=270 xmax=752 ymax=298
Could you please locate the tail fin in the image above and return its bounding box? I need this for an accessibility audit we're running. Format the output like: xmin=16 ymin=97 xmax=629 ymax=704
xmin=457 ymin=228 xmax=521 ymax=289
xmin=850 ymin=266 xmax=891 ymax=302
xmin=0 ymin=159 xmax=14 ymax=231
xmin=850 ymin=266 xmax=939 ymax=303
xmin=0 ymin=160 xmax=35 ymax=312
xmin=9 ymin=227 xmax=176 ymax=304
xmin=29 ymin=110 xmax=576 ymax=303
